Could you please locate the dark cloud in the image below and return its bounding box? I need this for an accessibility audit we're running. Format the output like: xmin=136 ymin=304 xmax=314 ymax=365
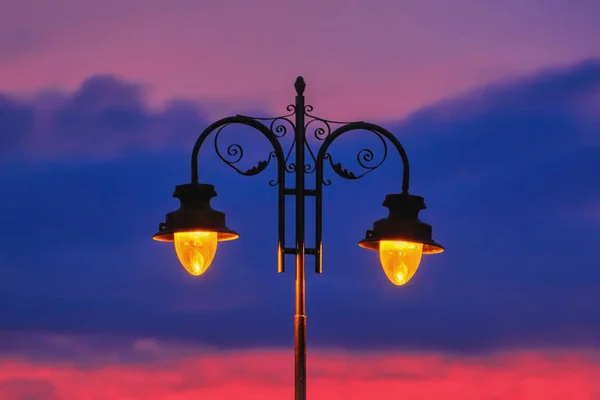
xmin=400 ymin=59 xmax=600 ymax=190
xmin=0 ymin=74 xmax=207 ymax=160
xmin=0 ymin=60 xmax=599 ymax=356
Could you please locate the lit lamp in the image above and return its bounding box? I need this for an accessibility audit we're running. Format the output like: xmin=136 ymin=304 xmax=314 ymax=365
xmin=151 ymin=77 xmax=445 ymax=400
xmin=152 ymin=183 xmax=238 ymax=276
xmin=359 ymin=193 xmax=444 ymax=285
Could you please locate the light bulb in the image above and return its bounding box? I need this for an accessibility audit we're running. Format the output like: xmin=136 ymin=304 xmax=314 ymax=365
xmin=378 ymin=241 xmax=423 ymax=286
xmin=173 ymin=231 xmax=218 ymax=276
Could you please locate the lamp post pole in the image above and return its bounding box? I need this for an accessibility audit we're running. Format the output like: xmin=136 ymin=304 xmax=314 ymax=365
xmin=293 ymin=78 xmax=308 ymax=400
xmin=153 ymin=77 xmax=444 ymax=400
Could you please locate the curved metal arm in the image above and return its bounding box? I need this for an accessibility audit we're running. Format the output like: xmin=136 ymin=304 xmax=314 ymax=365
xmin=191 ymin=115 xmax=286 ymax=184
xmin=313 ymin=122 xmax=410 ymax=274
xmin=174 ymin=78 xmax=418 ymax=400
xmin=190 ymin=115 xmax=288 ymax=274
xmin=316 ymin=122 xmax=410 ymax=194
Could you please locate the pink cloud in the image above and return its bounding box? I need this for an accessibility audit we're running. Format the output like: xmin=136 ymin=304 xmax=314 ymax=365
xmin=0 ymin=347 xmax=599 ymax=399
xmin=1 ymin=60 xmax=598 ymax=163
xmin=1 ymin=0 xmax=599 ymax=121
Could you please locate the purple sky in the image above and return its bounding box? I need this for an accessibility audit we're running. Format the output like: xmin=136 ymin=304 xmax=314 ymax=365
xmin=0 ymin=1 xmax=600 ymax=398
xmin=1 ymin=0 xmax=600 ymax=122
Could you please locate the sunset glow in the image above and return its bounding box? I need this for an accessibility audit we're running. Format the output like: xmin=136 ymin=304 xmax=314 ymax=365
xmin=1 ymin=346 xmax=599 ymax=399
xmin=1 ymin=1 xmax=599 ymax=399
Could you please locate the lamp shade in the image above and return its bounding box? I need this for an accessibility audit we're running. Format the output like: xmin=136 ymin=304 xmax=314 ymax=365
xmin=359 ymin=193 xmax=443 ymax=254
xmin=153 ymin=183 xmax=239 ymax=242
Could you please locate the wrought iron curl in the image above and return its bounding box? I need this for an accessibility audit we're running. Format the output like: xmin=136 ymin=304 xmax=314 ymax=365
xmin=267 ymin=116 xmax=297 ymax=175
xmin=236 ymin=105 xmax=298 ymax=175
xmin=302 ymin=104 xmax=365 ymax=175
xmin=287 ymin=161 xmax=297 ymax=173
xmin=270 ymin=116 xmax=294 ymax=138
xmin=322 ymin=154 xmax=333 ymax=187
xmin=303 ymin=117 xmax=332 ymax=174
xmin=306 ymin=117 xmax=331 ymax=142
xmin=283 ymin=140 xmax=297 ymax=173
xmin=323 ymin=128 xmax=389 ymax=182
xmin=236 ymin=106 xmax=296 ymax=139
xmin=213 ymin=123 xmax=279 ymax=178
xmin=217 ymin=106 xmax=297 ymax=178
xmin=268 ymin=175 xmax=279 ymax=187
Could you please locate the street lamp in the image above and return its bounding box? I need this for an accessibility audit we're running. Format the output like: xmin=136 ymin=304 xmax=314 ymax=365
xmin=153 ymin=77 xmax=444 ymax=399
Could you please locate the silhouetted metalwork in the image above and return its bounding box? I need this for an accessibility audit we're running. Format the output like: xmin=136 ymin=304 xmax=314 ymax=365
xmin=201 ymin=97 xmax=400 ymax=187
xmin=157 ymin=77 xmax=442 ymax=400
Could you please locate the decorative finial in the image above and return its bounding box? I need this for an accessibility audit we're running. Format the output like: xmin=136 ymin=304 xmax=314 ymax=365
xmin=294 ymin=76 xmax=306 ymax=96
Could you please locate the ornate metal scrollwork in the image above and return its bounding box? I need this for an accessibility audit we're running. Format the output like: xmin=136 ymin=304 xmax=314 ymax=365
xmin=314 ymin=121 xmax=409 ymax=193
xmin=192 ymin=93 xmax=406 ymax=191
xmin=237 ymin=104 xmax=296 ymax=137
xmin=323 ymin=128 xmax=388 ymax=182
xmin=303 ymin=117 xmax=331 ymax=174
xmin=213 ymin=123 xmax=279 ymax=178
xmin=301 ymin=104 xmax=390 ymax=185
xmin=302 ymin=104 xmax=362 ymax=175
xmin=205 ymin=107 xmax=298 ymax=185
xmin=188 ymin=76 xmax=413 ymax=283
xmin=237 ymin=106 xmax=297 ymax=175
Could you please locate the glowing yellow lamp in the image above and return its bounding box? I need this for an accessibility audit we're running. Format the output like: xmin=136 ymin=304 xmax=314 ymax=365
xmin=174 ymin=231 xmax=218 ymax=276
xmin=378 ymin=241 xmax=423 ymax=285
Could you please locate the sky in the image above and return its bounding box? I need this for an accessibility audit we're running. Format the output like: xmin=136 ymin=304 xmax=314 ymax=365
xmin=0 ymin=0 xmax=600 ymax=398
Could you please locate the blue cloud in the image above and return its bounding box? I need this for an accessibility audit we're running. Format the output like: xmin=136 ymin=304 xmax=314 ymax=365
xmin=0 ymin=74 xmax=209 ymax=161
xmin=0 ymin=60 xmax=599 ymax=355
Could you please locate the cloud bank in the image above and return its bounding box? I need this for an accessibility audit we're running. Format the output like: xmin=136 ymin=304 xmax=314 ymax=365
xmin=0 ymin=59 xmax=599 ymax=355
xmin=0 ymin=335 xmax=599 ymax=400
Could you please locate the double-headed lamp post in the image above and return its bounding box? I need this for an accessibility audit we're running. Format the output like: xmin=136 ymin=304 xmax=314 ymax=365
xmin=153 ymin=77 xmax=444 ymax=399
